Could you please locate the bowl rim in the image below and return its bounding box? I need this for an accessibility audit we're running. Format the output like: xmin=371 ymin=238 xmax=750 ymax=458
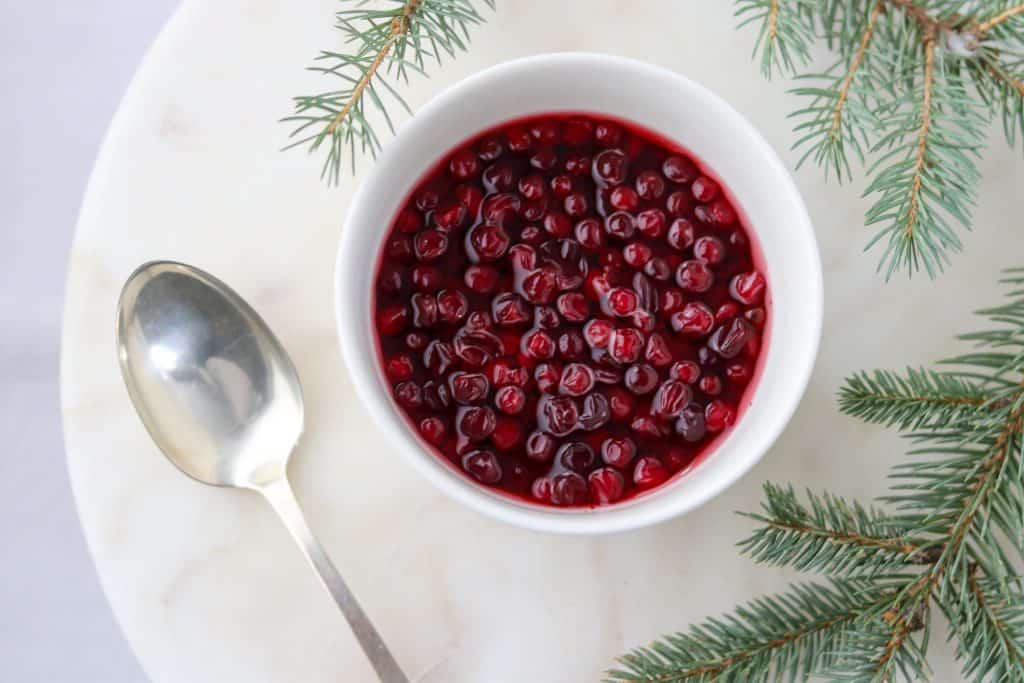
xmin=335 ymin=52 xmax=822 ymax=534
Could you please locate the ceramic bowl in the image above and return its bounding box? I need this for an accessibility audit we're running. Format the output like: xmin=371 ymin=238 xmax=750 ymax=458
xmin=336 ymin=53 xmax=822 ymax=534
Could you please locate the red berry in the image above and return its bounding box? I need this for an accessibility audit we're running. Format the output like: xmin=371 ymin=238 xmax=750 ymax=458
xmin=477 ymin=136 xmax=503 ymax=161
xmin=437 ymin=289 xmax=469 ymax=323
xmin=410 ymin=293 xmax=437 ymax=328
xmin=670 ymin=360 xmax=701 ymax=384
xmin=414 ymin=229 xmax=449 ymax=261
xmin=518 ymin=174 xmax=546 ymax=200
xmin=645 ymin=333 xmax=673 ymax=367
xmin=506 ymin=126 xmax=532 ymax=153
xmin=394 ymin=381 xmax=423 ymax=409
xmin=605 ymin=212 xmax=636 ymax=240
xmin=665 ymin=190 xmax=690 ymax=217
xmin=605 ymin=287 xmax=639 ymax=316
xmin=494 ymin=385 xmax=526 ymax=415
xmin=595 ymin=121 xmax=622 ymax=147
xmin=521 ymin=268 xmax=558 ymax=304
xmin=660 ymin=288 xmax=686 ymax=313
xmin=458 ymin=406 xmax=497 ymax=441
xmin=396 ymin=209 xmax=422 ymax=234
xmin=575 ymin=218 xmax=605 ymax=249
xmin=538 ymin=395 xmax=579 ymax=437
xmin=378 ymin=304 xmax=410 ymax=336
xmin=700 ymin=374 xmax=724 ymax=395
xmin=592 ymin=149 xmax=629 ymax=185
xmin=564 ymin=192 xmax=589 ymax=217
xmin=543 ymin=211 xmax=572 ymax=237
xmin=671 ymin=302 xmax=715 ymax=336
xmin=522 ymin=328 xmax=556 ymax=359
xmin=583 ymin=319 xmax=614 ymax=348
xmin=675 ymin=260 xmax=714 ymax=292
xmin=419 ymin=417 xmax=446 ymax=445
xmin=462 ymin=449 xmax=502 ymax=484
xmin=558 ymin=330 xmax=587 ymax=360
xmin=609 ymin=328 xmax=645 ymax=364
xmin=663 ymin=155 xmax=698 ymax=183
xmin=449 ymin=148 xmax=480 ymax=180
xmin=530 ymin=145 xmax=558 ymax=171
xmin=730 ymin=271 xmax=767 ymax=305
xmin=635 ymin=170 xmax=666 ymax=200
xmin=550 ymin=472 xmax=589 ymax=506
xmin=526 ymin=431 xmax=556 ymax=462
xmin=624 ymin=363 xmax=659 ymax=395
xmin=691 ymin=175 xmax=720 ymax=202
xmin=534 ymin=362 xmax=561 ymax=393
xmin=491 ymin=292 xmax=531 ymax=326
xmin=715 ymin=302 xmax=742 ymax=323
xmin=667 ymin=218 xmax=695 ymax=250
xmin=601 ymin=437 xmax=636 ymax=469
xmin=705 ymin=400 xmax=735 ymax=432
xmin=610 ymin=186 xmax=639 ymax=211
xmin=558 ymin=441 xmax=595 ymax=472
xmin=633 ymin=457 xmax=669 ymax=488
xmin=564 ymin=153 xmax=592 ymax=176
xmin=636 ymin=209 xmax=667 ymax=238
xmin=448 ymin=371 xmax=490 ymax=405
xmin=559 ymin=363 xmax=595 ymax=396
xmin=652 ymin=380 xmax=692 ymax=418
xmin=588 ymin=468 xmax=625 ymax=505
xmin=434 ymin=200 xmax=467 ymax=231
xmin=550 ymin=174 xmax=573 ymax=197
xmin=557 ymin=292 xmax=589 ymax=322
xmin=492 ymin=418 xmax=523 ymax=451
xmin=607 ymin=387 xmax=636 ymax=421
xmin=386 ymin=354 xmax=414 ymax=382
xmin=564 ymin=117 xmax=595 ymax=145
xmin=411 ymin=265 xmax=442 ymax=292
xmin=693 ymin=236 xmax=725 ymax=264
xmin=464 ymin=265 xmax=499 ymax=293
xmin=423 ymin=340 xmax=455 ymax=376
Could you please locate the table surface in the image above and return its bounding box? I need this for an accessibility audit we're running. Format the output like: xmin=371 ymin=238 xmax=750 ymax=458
xmin=61 ymin=1 xmax=1023 ymax=681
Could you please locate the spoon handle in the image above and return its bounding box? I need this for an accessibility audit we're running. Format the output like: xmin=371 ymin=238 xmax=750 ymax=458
xmin=261 ymin=478 xmax=410 ymax=683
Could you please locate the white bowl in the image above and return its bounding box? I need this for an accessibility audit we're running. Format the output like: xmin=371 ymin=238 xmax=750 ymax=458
xmin=336 ymin=53 xmax=821 ymax=534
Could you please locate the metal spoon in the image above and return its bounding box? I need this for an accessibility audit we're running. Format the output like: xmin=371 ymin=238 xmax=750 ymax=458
xmin=116 ymin=260 xmax=408 ymax=683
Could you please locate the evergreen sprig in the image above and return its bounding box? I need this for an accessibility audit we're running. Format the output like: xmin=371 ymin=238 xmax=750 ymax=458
xmin=283 ymin=0 xmax=492 ymax=184
xmin=608 ymin=268 xmax=1024 ymax=683
xmin=739 ymin=0 xmax=1024 ymax=278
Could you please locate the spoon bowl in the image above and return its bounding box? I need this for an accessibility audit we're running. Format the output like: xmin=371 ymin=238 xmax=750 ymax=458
xmin=117 ymin=261 xmax=302 ymax=489
xmin=116 ymin=261 xmax=408 ymax=683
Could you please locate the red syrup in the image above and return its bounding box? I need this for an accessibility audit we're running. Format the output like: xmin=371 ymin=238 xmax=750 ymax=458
xmin=372 ymin=113 xmax=769 ymax=508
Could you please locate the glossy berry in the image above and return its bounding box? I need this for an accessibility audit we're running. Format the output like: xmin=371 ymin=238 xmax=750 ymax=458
xmin=671 ymin=302 xmax=715 ymax=336
xmin=462 ymin=450 xmax=502 ymax=484
xmin=494 ymin=385 xmax=526 ymax=414
xmin=676 ymin=260 xmax=714 ymax=292
xmin=419 ymin=417 xmax=446 ymax=445
xmin=624 ymin=364 xmax=659 ymax=395
xmin=633 ymin=457 xmax=669 ymax=488
xmin=589 ymin=468 xmax=625 ymax=505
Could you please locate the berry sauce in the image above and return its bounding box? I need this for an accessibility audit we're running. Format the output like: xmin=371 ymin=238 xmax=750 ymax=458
xmin=372 ymin=113 xmax=769 ymax=508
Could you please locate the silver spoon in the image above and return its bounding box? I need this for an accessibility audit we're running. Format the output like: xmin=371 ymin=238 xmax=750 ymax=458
xmin=116 ymin=260 xmax=408 ymax=683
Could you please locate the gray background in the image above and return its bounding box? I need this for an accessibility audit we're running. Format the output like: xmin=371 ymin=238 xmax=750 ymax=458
xmin=2 ymin=3 xmax=178 ymax=680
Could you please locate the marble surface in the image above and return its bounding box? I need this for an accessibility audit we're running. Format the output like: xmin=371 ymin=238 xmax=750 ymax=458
xmin=61 ymin=1 xmax=1023 ymax=681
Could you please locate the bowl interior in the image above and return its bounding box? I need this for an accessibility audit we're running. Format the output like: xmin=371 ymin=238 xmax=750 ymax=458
xmin=336 ymin=54 xmax=821 ymax=534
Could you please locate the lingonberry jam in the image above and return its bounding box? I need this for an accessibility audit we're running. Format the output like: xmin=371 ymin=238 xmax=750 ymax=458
xmin=373 ymin=113 xmax=768 ymax=508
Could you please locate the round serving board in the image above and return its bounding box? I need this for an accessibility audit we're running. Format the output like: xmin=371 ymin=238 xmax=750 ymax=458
xmin=62 ymin=1 xmax=1021 ymax=680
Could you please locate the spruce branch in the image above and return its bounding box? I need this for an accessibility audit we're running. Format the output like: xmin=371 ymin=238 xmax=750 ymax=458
xmin=609 ymin=269 xmax=1024 ymax=682
xmin=283 ymin=0 xmax=492 ymax=184
xmin=739 ymin=0 xmax=1024 ymax=278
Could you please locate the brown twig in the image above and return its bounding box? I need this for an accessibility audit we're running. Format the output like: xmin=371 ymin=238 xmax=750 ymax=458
xmin=987 ymin=62 xmax=1024 ymax=97
xmin=763 ymin=519 xmax=923 ymax=557
xmin=768 ymin=0 xmax=779 ymax=47
xmin=831 ymin=2 xmax=884 ymax=139
xmin=324 ymin=0 xmax=420 ymax=136
xmin=976 ymin=4 xmax=1024 ymax=37
xmin=904 ymin=35 xmax=936 ymax=241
